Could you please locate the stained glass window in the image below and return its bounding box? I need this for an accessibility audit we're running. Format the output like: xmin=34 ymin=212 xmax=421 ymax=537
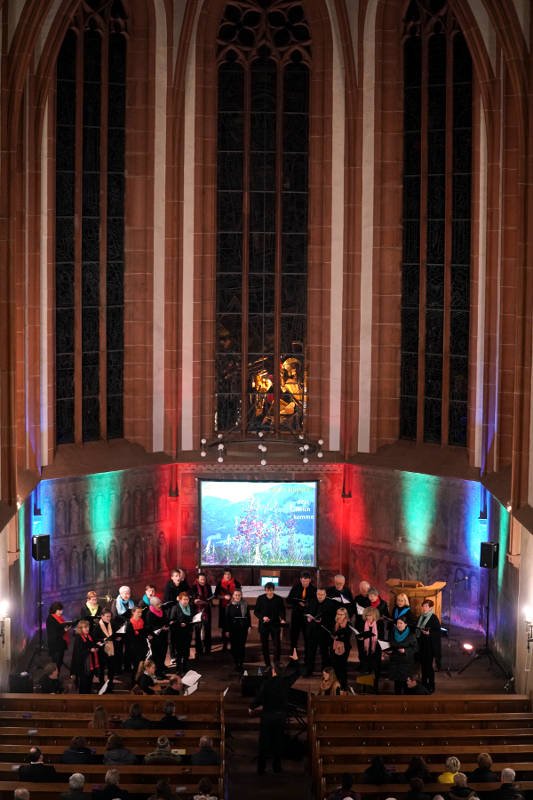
xmin=215 ymin=1 xmax=310 ymax=435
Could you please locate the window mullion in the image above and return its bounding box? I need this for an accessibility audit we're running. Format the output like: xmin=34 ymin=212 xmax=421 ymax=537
xmin=442 ymin=26 xmax=454 ymax=445
xmin=273 ymin=60 xmax=284 ymax=434
xmin=241 ymin=63 xmax=251 ymax=436
xmin=416 ymin=32 xmax=429 ymax=443
xmin=74 ymin=28 xmax=84 ymax=444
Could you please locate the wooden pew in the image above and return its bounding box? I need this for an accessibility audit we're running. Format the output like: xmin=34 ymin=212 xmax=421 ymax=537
xmin=311 ymin=711 xmax=533 ymax=730
xmin=0 ymin=780 xmax=209 ymax=799
xmin=0 ymin=726 xmax=220 ymax=747
xmin=308 ymin=694 xmax=532 ymax=717
xmin=0 ymin=692 xmax=222 ymax=715
xmin=0 ymin=710 xmax=215 ymax=727
xmin=318 ymin=779 xmax=533 ymax=799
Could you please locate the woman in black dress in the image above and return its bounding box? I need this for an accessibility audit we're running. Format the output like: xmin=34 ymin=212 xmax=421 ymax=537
xmin=415 ymin=598 xmax=442 ymax=693
xmin=331 ymin=607 xmax=352 ymax=691
xmin=46 ymin=601 xmax=71 ymax=671
xmin=170 ymin=592 xmax=194 ymax=675
xmin=70 ymin=620 xmax=99 ymax=693
xmin=144 ymin=596 xmax=169 ymax=678
xmin=225 ymin=589 xmax=250 ymax=672
xmin=388 ymin=617 xmax=417 ymax=694
xmin=125 ymin=606 xmax=148 ymax=678
xmin=94 ymin=608 xmax=116 ymax=693
xmin=357 ymin=606 xmax=385 ymax=692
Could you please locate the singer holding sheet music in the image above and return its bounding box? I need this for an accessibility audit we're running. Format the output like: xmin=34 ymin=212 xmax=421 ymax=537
xmin=225 ymin=588 xmax=251 ymax=672
xmin=254 ymin=582 xmax=286 ymax=667
xmin=94 ymin=608 xmax=116 ymax=693
xmin=125 ymin=606 xmax=148 ymax=678
xmin=46 ymin=601 xmax=71 ymax=672
xmin=357 ymin=606 xmax=385 ymax=692
xmin=191 ymin=572 xmax=213 ymax=656
xmin=415 ymin=598 xmax=441 ymax=693
xmin=70 ymin=620 xmax=99 ymax=693
xmin=79 ymin=590 xmax=103 ymax=632
xmin=144 ymin=596 xmax=169 ymax=678
xmin=326 ymin=575 xmax=354 ymax=616
xmin=170 ymin=591 xmax=194 ymax=675
xmin=287 ymin=571 xmax=317 ymax=654
xmin=331 ymin=607 xmax=352 ymax=691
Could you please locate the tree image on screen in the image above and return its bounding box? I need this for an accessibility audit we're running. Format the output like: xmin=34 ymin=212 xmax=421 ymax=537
xmin=200 ymin=481 xmax=316 ymax=566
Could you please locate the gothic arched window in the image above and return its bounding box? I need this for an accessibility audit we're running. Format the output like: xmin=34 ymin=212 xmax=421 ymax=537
xmin=215 ymin=1 xmax=310 ymax=435
xmin=55 ymin=1 xmax=127 ymax=444
xmin=400 ymin=0 xmax=472 ymax=445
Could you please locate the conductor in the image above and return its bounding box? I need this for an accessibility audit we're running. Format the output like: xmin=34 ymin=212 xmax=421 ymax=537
xmin=248 ymin=650 xmax=300 ymax=774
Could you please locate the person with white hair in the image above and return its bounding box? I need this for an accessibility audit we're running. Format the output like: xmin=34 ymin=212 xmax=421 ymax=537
xmin=112 ymin=586 xmax=135 ymax=672
xmin=14 ymin=789 xmax=30 ymax=800
xmin=326 ymin=574 xmax=354 ymax=615
xmin=498 ymin=768 xmax=526 ymax=800
xmin=91 ymin=768 xmax=129 ymax=800
xmin=60 ymin=772 xmax=86 ymax=800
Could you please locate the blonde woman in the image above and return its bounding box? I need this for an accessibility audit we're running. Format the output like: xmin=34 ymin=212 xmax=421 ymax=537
xmin=318 ymin=666 xmax=342 ymax=696
xmin=331 ymin=607 xmax=352 ymax=690
xmin=357 ymin=606 xmax=384 ymax=692
xmin=70 ymin=620 xmax=99 ymax=693
xmin=392 ymin=592 xmax=416 ymax=630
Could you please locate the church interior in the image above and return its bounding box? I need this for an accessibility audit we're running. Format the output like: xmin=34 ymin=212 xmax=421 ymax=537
xmin=1 ymin=0 xmax=533 ymax=794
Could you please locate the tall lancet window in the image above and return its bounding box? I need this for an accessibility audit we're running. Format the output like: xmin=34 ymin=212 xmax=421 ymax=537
xmin=400 ymin=0 xmax=472 ymax=446
xmin=215 ymin=1 xmax=310 ymax=435
xmin=55 ymin=0 xmax=126 ymax=444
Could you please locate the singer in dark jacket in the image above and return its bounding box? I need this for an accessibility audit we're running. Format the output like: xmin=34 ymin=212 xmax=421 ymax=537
xmin=46 ymin=601 xmax=71 ymax=671
xmin=305 ymin=588 xmax=336 ymax=675
xmin=286 ymin=571 xmax=317 ymax=653
xmin=190 ymin=573 xmax=213 ymax=656
xmin=415 ymin=598 xmax=441 ymax=693
xmin=169 ymin=592 xmax=194 ymax=675
xmin=225 ymin=589 xmax=251 ymax=671
xmin=144 ymin=597 xmax=169 ymax=678
xmin=253 ymin=583 xmax=286 ymax=667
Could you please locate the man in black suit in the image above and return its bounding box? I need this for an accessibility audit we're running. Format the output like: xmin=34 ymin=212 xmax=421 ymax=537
xmin=253 ymin=583 xmax=286 ymax=667
xmin=286 ymin=571 xmax=317 ymax=654
xmin=18 ymin=747 xmax=58 ymax=782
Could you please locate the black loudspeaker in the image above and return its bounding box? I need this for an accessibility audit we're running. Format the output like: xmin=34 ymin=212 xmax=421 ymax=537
xmin=9 ymin=673 xmax=33 ymax=693
xmin=480 ymin=541 xmax=499 ymax=569
xmin=32 ymin=534 xmax=50 ymax=561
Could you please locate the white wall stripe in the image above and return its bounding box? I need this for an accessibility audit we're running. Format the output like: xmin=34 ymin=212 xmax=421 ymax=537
xmin=180 ymin=8 xmax=201 ymax=451
xmin=474 ymin=106 xmax=487 ymax=469
xmin=152 ymin=5 xmax=168 ymax=452
xmin=358 ymin=1 xmax=377 ymax=453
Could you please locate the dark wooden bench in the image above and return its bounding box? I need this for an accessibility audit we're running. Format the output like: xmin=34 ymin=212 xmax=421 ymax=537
xmin=318 ymin=780 xmax=533 ymax=799
xmin=0 ymin=726 xmax=220 ymax=747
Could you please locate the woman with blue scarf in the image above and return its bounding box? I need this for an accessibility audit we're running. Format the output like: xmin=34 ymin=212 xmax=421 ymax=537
xmin=391 ymin=592 xmax=416 ymax=631
xmin=170 ymin=591 xmax=193 ymax=674
xmin=388 ymin=617 xmax=417 ymax=694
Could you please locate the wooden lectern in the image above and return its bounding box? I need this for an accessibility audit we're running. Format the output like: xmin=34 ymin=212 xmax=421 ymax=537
xmin=386 ymin=579 xmax=446 ymax=621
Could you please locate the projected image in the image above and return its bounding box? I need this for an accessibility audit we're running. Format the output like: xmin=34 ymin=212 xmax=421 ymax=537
xmin=200 ymin=480 xmax=317 ymax=567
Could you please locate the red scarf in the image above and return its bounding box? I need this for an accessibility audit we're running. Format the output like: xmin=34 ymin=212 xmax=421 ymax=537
xmin=370 ymin=596 xmax=381 ymax=608
xmin=82 ymin=634 xmax=99 ymax=670
xmin=220 ymin=578 xmax=236 ymax=607
xmin=149 ymin=606 xmax=163 ymax=618
xmin=51 ymin=611 xmax=70 ymax=645
xmin=130 ymin=617 xmax=144 ymax=635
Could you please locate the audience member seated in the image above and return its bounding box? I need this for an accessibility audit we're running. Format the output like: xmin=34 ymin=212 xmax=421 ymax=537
xmin=156 ymin=700 xmax=185 ymax=729
xmin=318 ymin=666 xmax=342 ymax=696
xmin=18 ymin=747 xmax=58 ymax=782
xmin=121 ymin=702 xmax=152 ymax=729
xmin=61 ymin=736 xmax=97 ymax=764
xmin=191 ymin=736 xmax=220 ymax=766
xmin=163 ymin=675 xmax=182 ymax=695
xmin=498 ymin=768 xmax=527 ymax=800
xmin=193 ymin=778 xmax=218 ymax=800
xmin=363 ymin=756 xmax=396 ymax=785
xmin=89 ymin=705 xmax=109 ymax=729
xmin=468 ymin=752 xmax=499 ymax=783
xmin=448 ymin=773 xmax=475 ymax=800
xmin=14 ymin=790 xmax=30 ymax=800
xmin=326 ymin=773 xmax=361 ymax=800
xmin=103 ymin=734 xmax=137 ymax=766
xmin=404 ymin=756 xmax=432 ymax=784
xmin=405 ymin=777 xmax=431 ymax=800
xmin=91 ymin=769 xmax=130 ymax=800
xmin=147 ymin=779 xmax=175 ymax=800
xmin=143 ymin=735 xmax=182 ymax=765
xmin=60 ymin=772 xmax=88 ymax=800
xmin=437 ymin=756 xmax=461 ymax=784
xmin=38 ymin=662 xmax=64 ymax=693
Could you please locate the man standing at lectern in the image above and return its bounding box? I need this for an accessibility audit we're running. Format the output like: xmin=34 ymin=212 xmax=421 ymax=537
xmin=254 ymin=582 xmax=286 ymax=667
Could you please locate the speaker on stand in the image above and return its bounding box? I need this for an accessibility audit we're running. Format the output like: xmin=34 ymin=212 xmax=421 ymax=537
xmin=31 ymin=535 xmax=50 ymax=657
xmin=458 ymin=541 xmax=507 ymax=677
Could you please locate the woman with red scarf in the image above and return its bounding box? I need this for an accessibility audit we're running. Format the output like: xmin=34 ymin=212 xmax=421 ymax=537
xmin=215 ymin=569 xmax=241 ymax=651
xmin=125 ymin=606 xmax=148 ymax=678
xmin=144 ymin=596 xmax=169 ymax=678
xmin=356 ymin=606 xmax=385 ymax=692
xmin=367 ymin=587 xmax=389 ymax=619
xmin=46 ymin=601 xmax=71 ymax=671
xmin=70 ymin=620 xmax=99 ymax=693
